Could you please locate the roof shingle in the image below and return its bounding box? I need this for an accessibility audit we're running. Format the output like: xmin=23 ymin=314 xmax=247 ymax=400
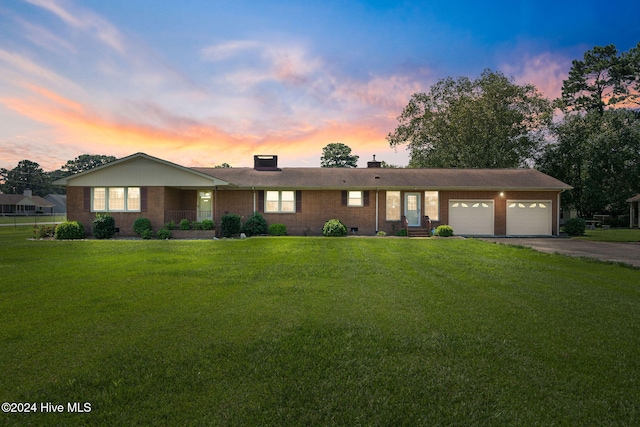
xmin=193 ymin=167 xmax=572 ymax=191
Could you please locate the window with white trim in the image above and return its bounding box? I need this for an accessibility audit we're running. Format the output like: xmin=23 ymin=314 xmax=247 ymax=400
xmin=424 ymin=191 xmax=439 ymax=220
xmin=265 ymin=190 xmax=296 ymax=213
xmin=92 ymin=187 xmax=141 ymax=212
xmin=386 ymin=191 xmax=401 ymax=221
xmin=348 ymin=191 xmax=363 ymax=207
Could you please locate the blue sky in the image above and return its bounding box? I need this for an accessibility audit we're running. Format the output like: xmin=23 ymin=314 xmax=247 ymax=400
xmin=1 ymin=0 xmax=639 ymax=171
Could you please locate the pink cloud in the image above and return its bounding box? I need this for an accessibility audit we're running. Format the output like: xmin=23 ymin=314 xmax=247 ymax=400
xmin=0 ymin=83 xmax=403 ymax=169
xmin=502 ymin=52 xmax=570 ymax=101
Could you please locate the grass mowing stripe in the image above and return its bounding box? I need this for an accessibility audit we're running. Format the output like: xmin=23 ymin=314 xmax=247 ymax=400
xmin=1 ymin=229 xmax=639 ymax=425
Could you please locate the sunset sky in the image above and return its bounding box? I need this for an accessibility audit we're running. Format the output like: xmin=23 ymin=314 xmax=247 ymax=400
xmin=1 ymin=0 xmax=639 ymax=171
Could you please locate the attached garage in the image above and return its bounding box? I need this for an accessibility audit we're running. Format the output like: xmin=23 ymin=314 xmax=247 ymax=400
xmin=506 ymin=200 xmax=552 ymax=236
xmin=449 ymin=200 xmax=494 ymax=235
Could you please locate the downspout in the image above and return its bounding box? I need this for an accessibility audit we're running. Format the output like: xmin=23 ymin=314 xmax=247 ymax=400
xmin=375 ymin=188 xmax=379 ymax=233
xmin=557 ymin=192 xmax=561 ymax=236
xmin=252 ymin=187 xmax=256 ymax=213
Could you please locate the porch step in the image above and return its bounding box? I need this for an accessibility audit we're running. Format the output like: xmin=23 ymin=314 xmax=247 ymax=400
xmin=408 ymin=228 xmax=431 ymax=237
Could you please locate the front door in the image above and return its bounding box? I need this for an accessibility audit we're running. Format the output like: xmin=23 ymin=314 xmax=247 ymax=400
xmin=197 ymin=191 xmax=213 ymax=221
xmin=405 ymin=192 xmax=421 ymax=226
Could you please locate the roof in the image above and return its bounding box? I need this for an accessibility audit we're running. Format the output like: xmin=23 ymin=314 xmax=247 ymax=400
xmin=193 ymin=166 xmax=572 ymax=191
xmin=53 ymin=152 xmax=229 ymax=187
xmin=0 ymin=194 xmax=54 ymax=207
xmin=627 ymin=194 xmax=640 ymax=203
xmin=51 ymin=152 xmax=572 ymax=192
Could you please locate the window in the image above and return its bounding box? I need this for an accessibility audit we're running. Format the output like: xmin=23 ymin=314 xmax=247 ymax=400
xmin=109 ymin=188 xmax=125 ymax=210
xmin=386 ymin=191 xmax=401 ymax=221
xmin=93 ymin=187 xmax=106 ymax=211
xmin=348 ymin=191 xmax=363 ymax=207
xmin=92 ymin=187 xmax=141 ymax=212
xmin=265 ymin=190 xmax=296 ymax=213
xmin=425 ymin=191 xmax=439 ymax=220
xmin=128 ymin=187 xmax=141 ymax=211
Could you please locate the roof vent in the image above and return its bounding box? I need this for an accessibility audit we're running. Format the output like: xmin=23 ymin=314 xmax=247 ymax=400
xmin=367 ymin=155 xmax=382 ymax=168
xmin=254 ymin=155 xmax=280 ymax=171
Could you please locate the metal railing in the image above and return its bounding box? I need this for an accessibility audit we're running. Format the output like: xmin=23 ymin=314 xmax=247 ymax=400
xmin=165 ymin=211 xmax=213 ymax=224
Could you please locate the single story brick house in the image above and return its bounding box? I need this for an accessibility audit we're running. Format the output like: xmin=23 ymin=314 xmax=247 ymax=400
xmin=53 ymin=152 xmax=572 ymax=237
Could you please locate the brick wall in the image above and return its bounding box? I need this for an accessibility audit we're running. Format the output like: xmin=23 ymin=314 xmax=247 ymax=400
xmin=67 ymin=186 xmax=561 ymax=237
xmin=67 ymin=186 xmax=168 ymax=236
xmin=216 ymin=189 xmax=385 ymax=235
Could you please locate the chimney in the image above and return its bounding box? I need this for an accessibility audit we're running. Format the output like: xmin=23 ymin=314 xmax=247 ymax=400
xmin=367 ymin=155 xmax=382 ymax=168
xmin=23 ymin=188 xmax=33 ymax=197
xmin=253 ymin=155 xmax=280 ymax=171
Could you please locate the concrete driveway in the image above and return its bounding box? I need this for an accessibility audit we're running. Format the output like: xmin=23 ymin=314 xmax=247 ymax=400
xmin=480 ymin=238 xmax=640 ymax=268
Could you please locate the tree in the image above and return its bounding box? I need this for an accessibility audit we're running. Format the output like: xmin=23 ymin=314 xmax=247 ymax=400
xmin=387 ymin=69 xmax=552 ymax=168
xmin=61 ymin=154 xmax=116 ymax=176
xmin=537 ymin=109 xmax=640 ymax=217
xmin=624 ymin=41 xmax=640 ymax=107
xmin=320 ymin=143 xmax=359 ymax=168
xmin=559 ymin=44 xmax=635 ymax=115
xmin=0 ymin=160 xmax=51 ymax=196
xmin=214 ymin=163 xmax=231 ymax=168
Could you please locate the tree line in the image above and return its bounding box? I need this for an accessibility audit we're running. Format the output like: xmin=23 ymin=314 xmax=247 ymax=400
xmin=0 ymin=155 xmax=116 ymax=197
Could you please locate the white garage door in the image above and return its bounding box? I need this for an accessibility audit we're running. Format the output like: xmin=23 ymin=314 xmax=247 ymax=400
xmin=448 ymin=200 xmax=494 ymax=235
xmin=506 ymin=201 xmax=552 ymax=236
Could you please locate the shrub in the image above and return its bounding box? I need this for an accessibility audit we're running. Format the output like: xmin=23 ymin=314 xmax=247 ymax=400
xmin=179 ymin=219 xmax=191 ymax=230
xmin=220 ymin=213 xmax=242 ymax=238
xmin=243 ymin=212 xmax=268 ymax=236
xmin=435 ymin=225 xmax=454 ymax=237
xmin=268 ymin=223 xmax=287 ymax=236
xmin=323 ymin=219 xmax=347 ymax=237
xmin=156 ymin=228 xmax=171 ymax=240
xmin=140 ymin=229 xmax=154 ymax=240
xmin=604 ymin=216 xmax=629 ymax=228
xmin=377 ymin=231 xmax=387 ymax=237
xmin=396 ymin=229 xmax=407 ymax=237
xmin=164 ymin=221 xmax=176 ymax=230
xmin=93 ymin=214 xmax=115 ymax=239
xmin=564 ymin=218 xmax=586 ymax=236
xmin=133 ymin=217 xmax=152 ymax=236
xmin=191 ymin=221 xmax=204 ymax=230
xmin=55 ymin=221 xmax=85 ymax=240
xmin=33 ymin=225 xmax=55 ymax=239
xmin=201 ymin=219 xmax=215 ymax=230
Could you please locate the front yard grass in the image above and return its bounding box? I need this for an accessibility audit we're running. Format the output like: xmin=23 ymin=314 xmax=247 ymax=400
xmin=573 ymin=227 xmax=640 ymax=242
xmin=1 ymin=227 xmax=639 ymax=425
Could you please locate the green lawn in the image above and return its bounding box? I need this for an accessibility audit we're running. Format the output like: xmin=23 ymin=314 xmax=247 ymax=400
xmin=1 ymin=227 xmax=639 ymax=426
xmin=573 ymin=227 xmax=640 ymax=242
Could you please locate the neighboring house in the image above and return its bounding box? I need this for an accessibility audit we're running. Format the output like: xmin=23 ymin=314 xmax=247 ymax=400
xmin=44 ymin=194 xmax=67 ymax=214
xmin=53 ymin=152 xmax=572 ymax=237
xmin=628 ymin=194 xmax=640 ymax=228
xmin=0 ymin=189 xmax=54 ymax=215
